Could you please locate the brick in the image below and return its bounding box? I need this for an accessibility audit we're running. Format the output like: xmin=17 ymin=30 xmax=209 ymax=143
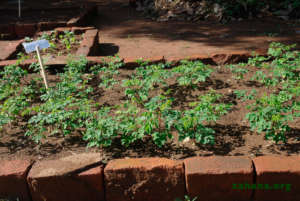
xmin=27 ymin=153 xmax=104 ymax=201
xmin=0 ymin=59 xmax=37 ymax=68
xmin=211 ymin=51 xmax=251 ymax=65
xmin=37 ymin=22 xmax=66 ymax=31
xmin=104 ymin=157 xmax=185 ymax=201
xmin=71 ymin=27 xmax=95 ymax=34
xmin=15 ymin=23 xmax=36 ymax=38
xmin=184 ymin=156 xmax=253 ymax=201
xmin=166 ymin=54 xmax=214 ymax=65
xmin=76 ymin=29 xmax=99 ymax=56
xmin=0 ymin=40 xmax=23 ymax=61
xmin=253 ymin=156 xmax=300 ymax=201
xmin=123 ymin=56 xmax=164 ymax=68
xmin=0 ymin=160 xmax=33 ymax=201
xmin=54 ymin=27 xmax=72 ymax=35
xmin=0 ymin=24 xmax=16 ymax=38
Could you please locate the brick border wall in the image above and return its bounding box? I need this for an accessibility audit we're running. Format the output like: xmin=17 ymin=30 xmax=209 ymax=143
xmin=0 ymin=50 xmax=268 ymax=68
xmin=1 ymin=155 xmax=299 ymax=201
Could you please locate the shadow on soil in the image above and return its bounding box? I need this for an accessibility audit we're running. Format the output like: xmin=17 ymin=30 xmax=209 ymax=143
xmin=93 ymin=0 xmax=300 ymax=50
xmin=98 ymin=43 xmax=120 ymax=56
xmin=0 ymin=126 xmax=299 ymax=159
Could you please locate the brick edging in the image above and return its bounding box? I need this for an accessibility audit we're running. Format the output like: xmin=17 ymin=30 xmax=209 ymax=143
xmin=1 ymin=155 xmax=299 ymax=201
xmin=0 ymin=50 xmax=268 ymax=68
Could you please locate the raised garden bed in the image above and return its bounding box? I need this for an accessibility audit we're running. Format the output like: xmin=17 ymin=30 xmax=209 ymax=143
xmin=0 ymin=27 xmax=99 ymax=61
xmin=0 ymin=42 xmax=299 ymax=161
xmin=16 ymin=30 xmax=83 ymax=60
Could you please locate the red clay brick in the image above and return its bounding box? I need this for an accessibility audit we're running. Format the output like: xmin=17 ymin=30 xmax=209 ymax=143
xmin=253 ymin=156 xmax=300 ymax=201
xmin=184 ymin=156 xmax=253 ymax=201
xmin=0 ymin=160 xmax=33 ymax=201
xmin=0 ymin=24 xmax=16 ymax=38
xmin=123 ymin=56 xmax=164 ymax=67
xmin=37 ymin=22 xmax=66 ymax=31
xmin=104 ymin=157 xmax=185 ymax=201
xmin=27 ymin=153 xmax=104 ymax=201
xmin=166 ymin=54 xmax=214 ymax=65
xmin=0 ymin=40 xmax=23 ymax=61
xmin=0 ymin=59 xmax=37 ymax=68
xmin=76 ymin=29 xmax=99 ymax=56
xmin=15 ymin=23 xmax=36 ymax=38
xmin=211 ymin=51 xmax=251 ymax=65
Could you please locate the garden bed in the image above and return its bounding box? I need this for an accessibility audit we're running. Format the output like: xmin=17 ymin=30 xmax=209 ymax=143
xmin=0 ymin=27 xmax=99 ymax=62
xmin=0 ymin=42 xmax=299 ymax=162
xmin=15 ymin=30 xmax=83 ymax=60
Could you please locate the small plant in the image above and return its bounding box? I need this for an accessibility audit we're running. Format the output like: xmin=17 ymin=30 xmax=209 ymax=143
xmin=172 ymin=60 xmax=213 ymax=88
xmin=234 ymin=89 xmax=257 ymax=101
xmin=91 ymin=56 xmax=123 ymax=89
xmin=175 ymin=91 xmax=232 ymax=144
xmin=59 ymin=31 xmax=77 ymax=50
xmin=226 ymin=63 xmax=249 ymax=80
xmin=246 ymin=91 xmax=298 ymax=143
xmin=175 ymin=195 xmax=198 ymax=201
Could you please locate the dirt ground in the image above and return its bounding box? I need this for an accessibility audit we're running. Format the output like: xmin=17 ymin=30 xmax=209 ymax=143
xmin=93 ymin=0 xmax=300 ymax=60
xmin=0 ymin=0 xmax=300 ymax=162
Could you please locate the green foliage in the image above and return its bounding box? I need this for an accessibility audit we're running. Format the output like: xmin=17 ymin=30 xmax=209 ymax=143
xmin=226 ymin=63 xmax=249 ymax=80
xmin=59 ymin=31 xmax=77 ymax=50
xmin=175 ymin=195 xmax=198 ymax=201
xmin=245 ymin=42 xmax=300 ymax=143
xmin=25 ymin=57 xmax=94 ymax=142
xmin=245 ymin=91 xmax=297 ymax=143
xmin=1 ymin=42 xmax=298 ymax=148
xmin=172 ymin=60 xmax=213 ymax=88
xmin=234 ymin=89 xmax=257 ymax=101
xmin=0 ymin=64 xmax=42 ymax=129
xmin=175 ymin=91 xmax=231 ymax=144
xmin=91 ymin=56 xmax=123 ymax=89
xmin=122 ymin=62 xmax=171 ymax=105
xmin=250 ymin=42 xmax=299 ymax=88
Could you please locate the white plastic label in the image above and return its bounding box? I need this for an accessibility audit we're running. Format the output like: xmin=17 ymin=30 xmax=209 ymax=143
xmin=22 ymin=39 xmax=50 ymax=53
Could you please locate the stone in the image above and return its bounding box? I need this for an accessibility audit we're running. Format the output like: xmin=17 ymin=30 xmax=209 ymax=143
xmin=184 ymin=156 xmax=253 ymax=201
xmin=0 ymin=160 xmax=33 ymax=201
xmin=253 ymin=156 xmax=300 ymax=201
xmin=104 ymin=157 xmax=185 ymax=201
xmin=27 ymin=153 xmax=104 ymax=201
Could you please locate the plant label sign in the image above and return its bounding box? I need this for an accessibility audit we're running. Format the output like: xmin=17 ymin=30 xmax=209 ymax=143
xmin=22 ymin=39 xmax=50 ymax=54
xmin=22 ymin=39 xmax=50 ymax=89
